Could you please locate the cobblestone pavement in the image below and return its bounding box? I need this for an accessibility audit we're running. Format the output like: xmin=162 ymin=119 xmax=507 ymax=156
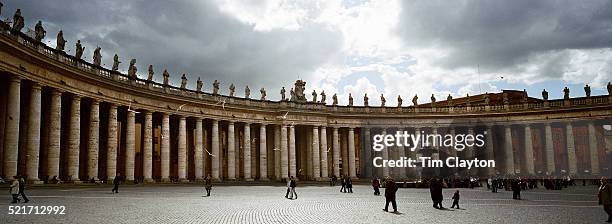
xmin=0 ymin=184 xmax=606 ymax=224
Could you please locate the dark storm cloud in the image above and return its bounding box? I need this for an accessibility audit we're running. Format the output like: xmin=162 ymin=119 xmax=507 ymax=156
xmin=3 ymin=0 xmax=342 ymax=97
xmin=399 ymin=0 xmax=612 ymax=76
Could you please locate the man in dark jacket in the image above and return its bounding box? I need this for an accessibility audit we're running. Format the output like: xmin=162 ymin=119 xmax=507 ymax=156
xmin=383 ymin=177 xmax=398 ymax=213
xmin=511 ymin=179 xmax=521 ymax=200
xmin=430 ymin=178 xmax=444 ymax=209
xmin=598 ymin=177 xmax=611 ymax=222
xmin=112 ymin=173 xmax=122 ymax=193
xmin=372 ymin=177 xmax=381 ymax=196
xmin=18 ymin=176 xmax=29 ymax=203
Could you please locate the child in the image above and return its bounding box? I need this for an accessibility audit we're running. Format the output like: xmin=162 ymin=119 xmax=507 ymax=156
xmin=451 ymin=190 xmax=460 ymax=209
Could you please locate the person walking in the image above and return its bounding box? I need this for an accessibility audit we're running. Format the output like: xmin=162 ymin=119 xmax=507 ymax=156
xmin=10 ymin=176 xmax=20 ymax=203
xmin=430 ymin=178 xmax=444 ymax=209
xmin=372 ymin=177 xmax=381 ymax=196
xmin=450 ymin=190 xmax=460 ymax=209
xmin=18 ymin=176 xmax=29 ymax=203
xmin=383 ymin=177 xmax=398 ymax=213
xmin=204 ymin=174 xmax=213 ymax=197
xmin=346 ymin=177 xmax=353 ymax=193
xmin=112 ymin=173 xmax=122 ymax=193
xmin=285 ymin=177 xmax=291 ymax=198
xmin=289 ymin=176 xmax=297 ymax=199
xmin=598 ymin=177 xmax=612 ymax=222
xmin=340 ymin=175 xmax=346 ymax=193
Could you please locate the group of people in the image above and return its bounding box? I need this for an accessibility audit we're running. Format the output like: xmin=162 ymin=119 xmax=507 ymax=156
xmin=9 ymin=176 xmax=29 ymax=203
xmin=339 ymin=175 xmax=353 ymax=193
xmin=284 ymin=176 xmax=298 ymax=199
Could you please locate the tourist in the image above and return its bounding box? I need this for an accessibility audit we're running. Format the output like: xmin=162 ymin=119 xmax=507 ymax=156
xmin=450 ymin=190 xmax=460 ymax=209
xmin=340 ymin=175 xmax=346 ymax=193
xmin=18 ymin=176 xmax=29 ymax=203
xmin=289 ymin=176 xmax=297 ymax=199
xmin=430 ymin=178 xmax=444 ymax=209
xmin=346 ymin=177 xmax=353 ymax=193
xmin=511 ymin=178 xmax=521 ymax=200
xmin=204 ymin=174 xmax=213 ymax=197
xmin=112 ymin=173 xmax=122 ymax=193
xmin=10 ymin=176 xmax=20 ymax=203
xmin=383 ymin=177 xmax=398 ymax=213
xmin=330 ymin=175 xmax=337 ymax=186
xmin=372 ymin=177 xmax=381 ymax=196
xmin=598 ymin=177 xmax=612 ymax=222
xmin=285 ymin=177 xmax=291 ymax=198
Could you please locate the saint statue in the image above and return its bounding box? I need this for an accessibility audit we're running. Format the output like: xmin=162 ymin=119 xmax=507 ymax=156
xmin=12 ymin=9 xmax=24 ymax=31
xmin=93 ymin=46 xmax=102 ymax=66
xmin=320 ymin=90 xmax=326 ymax=104
xmin=563 ymin=87 xmax=570 ymax=100
xmin=128 ymin=59 xmax=137 ymax=79
xmin=397 ymin=95 xmax=402 ymax=107
xmin=147 ymin=65 xmax=154 ymax=81
xmin=607 ymin=82 xmax=612 ymax=96
xmin=430 ymin=94 xmax=436 ymax=104
xmin=447 ymin=94 xmax=453 ymax=107
xmin=542 ymin=89 xmax=549 ymax=100
xmin=584 ymin=84 xmax=591 ymax=98
xmin=502 ymin=92 xmax=509 ymax=104
xmin=180 ymin=74 xmax=187 ymax=89
xmin=522 ymin=89 xmax=528 ymax=103
xmin=75 ymin=40 xmax=85 ymax=60
xmin=280 ymin=87 xmax=286 ymax=101
xmin=312 ymin=90 xmax=317 ymax=102
xmin=466 ymin=93 xmax=471 ymax=107
xmin=112 ymin=54 xmax=120 ymax=71
xmin=260 ymin=88 xmax=266 ymax=100
xmin=229 ymin=84 xmax=235 ymax=96
xmin=196 ymin=77 xmax=203 ymax=92
xmin=245 ymin=85 xmax=250 ymax=99
xmin=348 ymin=93 xmax=354 ymax=106
xmin=484 ymin=93 xmax=490 ymax=105
xmin=56 ymin=30 xmax=67 ymax=51
xmin=412 ymin=94 xmax=418 ymax=106
xmin=213 ymin=80 xmax=220 ymax=95
xmin=162 ymin=69 xmax=170 ymax=86
xmin=380 ymin=94 xmax=385 ymax=107
xmin=34 ymin=20 xmax=46 ymax=42
xmin=332 ymin=93 xmax=338 ymax=105
xmin=363 ymin=93 xmax=369 ymax=107
xmin=290 ymin=88 xmax=295 ymax=100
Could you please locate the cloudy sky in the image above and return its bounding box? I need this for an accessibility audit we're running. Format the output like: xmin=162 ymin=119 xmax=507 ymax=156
xmin=4 ymin=0 xmax=612 ymax=105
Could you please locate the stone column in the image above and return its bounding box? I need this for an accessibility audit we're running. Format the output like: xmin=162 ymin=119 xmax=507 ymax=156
xmin=25 ymin=83 xmax=42 ymax=183
xmin=306 ymin=129 xmax=312 ymax=177
xmin=588 ymin=122 xmax=600 ymax=175
xmin=363 ymin=128 xmax=372 ymax=178
xmin=289 ymin=125 xmax=296 ymax=178
xmin=280 ymin=125 xmax=289 ymax=179
xmin=485 ymin=125 xmax=495 ymax=176
xmin=544 ymin=123 xmax=555 ymax=174
xmin=125 ymin=110 xmax=135 ymax=181
xmin=47 ymin=90 xmax=62 ymax=180
xmin=87 ymin=99 xmax=100 ymax=181
xmin=160 ymin=113 xmax=170 ymax=182
xmin=348 ymin=127 xmax=357 ymax=178
xmin=2 ymin=77 xmax=19 ymax=179
xmin=399 ymin=129 xmax=407 ymax=179
xmin=67 ymin=95 xmax=81 ymax=182
xmin=177 ymin=116 xmax=187 ymax=181
xmin=320 ymin=126 xmax=328 ymax=179
xmin=274 ymin=125 xmax=281 ymax=180
xmin=448 ymin=128 xmax=458 ymax=176
xmin=227 ymin=121 xmax=235 ymax=180
xmin=312 ymin=126 xmax=321 ymax=180
xmin=566 ymin=122 xmax=577 ymax=175
xmin=143 ymin=112 xmax=153 ymax=182
xmin=107 ymin=104 xmax=118 ymax=181
xmin=243 ymin=123 xmax=252 ymax=180
xmin=382 ymin=129 xmax=389 ymax=178
xmin=504 ymin=125 xmax=514 ymax=175
xmin=211 ymin=120 xmax=220 ymax=180
xmin=524 ymin=124 xmax=535 ymax=175
xmin=465 ymin=127 xmax=474 ymax=159
xmin=332 ymin=127 xmax=340 ymax=178
xmin=259 ymin=124 xmax=268 ymax=180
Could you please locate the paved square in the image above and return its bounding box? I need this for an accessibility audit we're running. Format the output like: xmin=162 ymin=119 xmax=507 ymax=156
xmin=0 ymin=184 xmax=606 ymax=223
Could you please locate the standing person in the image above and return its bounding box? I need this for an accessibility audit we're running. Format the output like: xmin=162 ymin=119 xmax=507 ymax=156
xmin=285 ymin=177 xmax=291 ymax=198
xmin=598 ymin=177 xmax=612 ymax=222
xmin=372 ymin=177 xmax=381 ymax=196
xmin=340 ymin=175 xmax=346 ymax=193
xmin=430 ymin=178 xmax=444 ymax=209
xmin=18 ymin=176 xmax=29 ymax=203
xmin=204 ymin=174 xmax=213 ymax=197
xmin=450 ymin=190 xmax=460 ymax=209
xmin=383 ymin=177 xmax=398 ymax=213
xmin=10 ymin=176 xmax=20 ymax=203
xmin=289 ymin=176 xmax=298 ymax=199
xmin=511 ymin=178 xmax=521 ymax=200
xmin=112 ymin=173 xmax=122 ymax=193
xmin=346 ymin=177 xmax=353 ymax=193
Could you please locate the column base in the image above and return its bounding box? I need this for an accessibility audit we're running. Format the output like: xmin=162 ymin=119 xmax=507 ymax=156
xmin=259 ymin=178 xmax=269 ymax=181
xmin=160 ymin=178 xmax=172 ymax=183
xmin=69 ymin=180 xmax=83 ymax=184
xmin=195 ymin=178 xmax=204 ymax=182
xmin=144 ymin=178 xmax=155 ymax=183
xmin=244 ymin=178 xmax=254 ymax=181
xmin=27 ymin=180 xmax=44 ymax=184
xmin=226 ymin=178 xmax=236 ymax=181
xmin=179 ymin=179 xmax=189 ymax=183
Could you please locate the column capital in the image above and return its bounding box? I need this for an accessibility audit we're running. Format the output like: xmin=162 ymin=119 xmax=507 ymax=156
xmin=144 ymin=110 xmax=153 ymax=116
xmin=31 ymin=82 xmax=42 ymax=89
xmin=72 ymin=95 xmax=81 ymax=100
xmin=9 ymin=76 xmax=21 ymax=83
xmin=90 ymin=99 xmax=100 ymax=105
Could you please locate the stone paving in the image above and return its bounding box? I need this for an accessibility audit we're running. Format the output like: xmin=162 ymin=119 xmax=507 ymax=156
xmin=0 ymin=184 xmax=606 ymax=224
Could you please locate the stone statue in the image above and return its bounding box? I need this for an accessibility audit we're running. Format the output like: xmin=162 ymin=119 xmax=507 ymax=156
xmin=0 ymin=3 xmax=3 ymax=17
xmin=397 ymin=95 xmax=402 ymax=107
xmin=447 ymin=94 xmax=453 ymax=107
xmin=245 ymin=85 xmax=250 ymax=99
xmin=290 ymin=80 xmax=307 ymax=103
xmin=147 ymin=65 xmax=154 ymax=81
xmin=607 ymin=82 xmax=612 ymax=96
xmin=56 ymin=30 xmax=67 ymax=51
xmin=162 ymin=69 xmax=170 ymax=86
xmin=320 ymin=90 xmax=326 ymax=103
xmin=584 ymin=84 xmax=591 ymax=97
xmin=502 ymin=92 xmax=509 ymax=104
xmin=484 ymin=93 xmax=490 ymax=105
xmin=128 ymin=59 xmax=137 ymax=79
xmin=213 ymin=80 xmax=220 ymax=95
xmin=380 ymin=94 xmax=385 ymax=107
xmin=563 ymin=87 xmax=570 ymax=100
xmin=466 ymin=93 xmax=471 ymax=107
xmin=522 ymin=89 xmax=528 ymax=103
xmin=260 ymin=88 xmax=266 ymax=100
xmin=412 ymin=94 xmax=418 ymax=106
xmin=312 ymin=90 xmax=317 ymax=102
xmin=112 ymin=54 xmax=120 ymax=71
xmin=92 ymin=46 xmax=102 ymax=66
xmin=280 ymin=87 xmax=286 ymax=101
xmin=290 ymin=88 xmax=295 ymax=100
xmin=348 ymin=93 xmax=354 ymax=106
xmin=34 ymin=20 xmax=46 ymax=42
xmin=430 ymin=94 xmax=436 ymax=104
xmin=197 ymin=77 xmax=203 ymax=92
xmin=332 ymin=93 xmax=338 ymax=105
xmin=542 ymin=89 xmax=549 ymax=100
xmin=75 ymin=40 xmax=85 ymax=60
xmin=363 ymin=93 xmax=369 ymax=107
xmin=229 ymin=84 xmax=235 ymax=96
xmin=12 ymin=9 xmax=24 ymax=31
xmin=180 ymin=74 xmax=187 ymax=89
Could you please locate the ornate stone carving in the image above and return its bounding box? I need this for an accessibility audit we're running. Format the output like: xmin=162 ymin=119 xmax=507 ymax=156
xmin=412 ymin=95 xmax=418 ymax=106
xmin=92 ymin=46 xmax=102 ymax=66
xmin=213 ymin=80 xmax=220 ymax=95
xmin=34 ymin=20 xmax=46 ymax=42
xmin=348 ymin=93 xmax=353 ymax=106
xmin=147 ymin=65 xmax=154 ymax=81
xmin=280 ymin=87 xmax=286 ymax=101
xmin=112 ymin=54 xmax=120 ymax=71
xmin=12 ymin=9 xmax=24 ymax=31
xmin=229 ymin=84 xmax=235 ymax=97
xmin=332 ymin=93 xmax=338 ymax=105
xmin=320 ymin=90 xmax=326 ymax=104
xmin=197 ymin=77 xmax=203 ymax=92
xmin=584 ymin=84 xmax=591 ymax=98
xmin=245 ymin=85 xmax=250 ymax=99
xmin=180 ymin=74 xmax=187 ymax=89
xmin=542 ymin=89 xmax=549 ymax=101
xmin=56 ymin=30 xmax=67 ymax=51
xmin=363 ymin=93 xmax=369 ymax=107
xmin=128 ymin=59 xmax=137 ymax=79
xmin=563 ymin=87 xmax=570 ymax=100
xmin=397 ymin=95 xmax=402 ymax=107
xmin=260 ymin=88 xmax=266 ymax=100
xmin=312 ymin=90 xmax=317 ymax=102
xmin=162 ymin=69 xmax=170 ymax=86
xmin=75 ymin=40 xmax=85 ymax=60
xmin=290 ymin=80 xmax=307 ymax=103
